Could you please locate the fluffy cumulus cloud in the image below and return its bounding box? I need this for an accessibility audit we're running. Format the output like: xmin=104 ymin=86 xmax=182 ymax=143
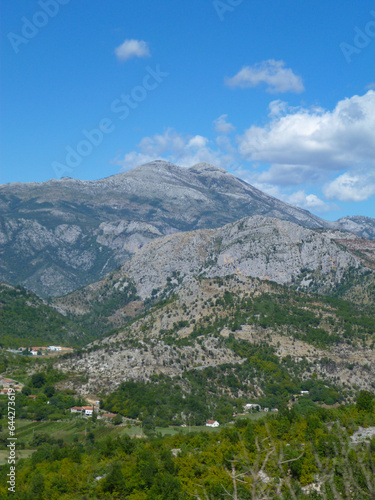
xmin=113 ymin=128 xmax=235 ymax=171
xmin=233 ymin=169 xmax=331 ymax=213
xmin=226 ymin=60 xmax=304 ymax=94
xmin=214 ymin=114 xmax=235 ymax=134
xmin=237 ymin=90 xmax=375 ymax=202
xmin=323 ymin=171 xmax=375 ymax=202
xmin=113 ymin=91 xmax=375 ymax=208
xmin=286 ymin=190 xmax=330 ymax=212
xmin=268 ymin=100 xmax=288 ymax=117
xmin=115 ymin=39 xmax=150 ymax=62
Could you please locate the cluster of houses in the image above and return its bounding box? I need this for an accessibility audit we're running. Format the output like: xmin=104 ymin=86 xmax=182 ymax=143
xmin=70 ymin=406 xmax=96 ymax=416
xmin=69 ymin=400 xmax=120 ymax=421
xmin=205 ymin=401 xmax=284 ymax=427
xmin=6 ymin=346 xmax=73 ymax=356
xmin=240 ymin=403 xmax=278 ymax=414
xmin=0 ymin=377 xmax=23 ymax=394
xmin=70 ymin=406 xmax=119 ymax=421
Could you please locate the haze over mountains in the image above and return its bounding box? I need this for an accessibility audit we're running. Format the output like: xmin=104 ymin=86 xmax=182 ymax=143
xmin=0 ymin=160 xmax=374 ymax=297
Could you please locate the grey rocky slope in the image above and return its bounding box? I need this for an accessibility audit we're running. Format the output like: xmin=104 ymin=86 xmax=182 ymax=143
xmin=335 ymin=216 xmax=375 ymax=240
xmin=0 ymin=160 xmax=348 ymax=297
xmin=55 ymin=275 xmax=375 ymax=397
xmin=55 ymin=215 xmax=372 ymax=321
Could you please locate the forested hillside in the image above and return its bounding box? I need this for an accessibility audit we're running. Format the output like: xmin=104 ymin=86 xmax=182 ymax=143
xmin=0 ymin=283 xmax=90 ymax=348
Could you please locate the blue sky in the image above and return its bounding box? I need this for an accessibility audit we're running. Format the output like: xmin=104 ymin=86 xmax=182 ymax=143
xmin=1 ymin=0 xmax=375 ymax=220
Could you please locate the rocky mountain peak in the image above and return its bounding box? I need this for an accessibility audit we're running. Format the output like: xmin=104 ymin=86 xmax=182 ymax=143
xmin=189 ymin=162 xmax=228 ymax=175
xmin=1 ymin=160 xmax=374 ymax=297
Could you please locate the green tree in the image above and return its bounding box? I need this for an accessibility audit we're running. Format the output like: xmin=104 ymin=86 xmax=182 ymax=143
xmin=149 ymin=472 xmax=185 ymax=499
xmin=43 ymin=385 xmax=55 ymax=397
xmin=31 ymin=372 xmax=46 ymax=388
xmin=102 ymin=462 xmax=125 ymax=494
xmin=113 ymin=414 xmax=123 ymax=425
xmin=356 ymin=390 xmax=374 ymax=412
xmin=22 ymin=385 xmax=32 ymax=396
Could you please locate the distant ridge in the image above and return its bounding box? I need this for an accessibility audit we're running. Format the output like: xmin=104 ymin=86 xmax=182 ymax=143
xmin=0 ymin=161 xmax=373 ymax=297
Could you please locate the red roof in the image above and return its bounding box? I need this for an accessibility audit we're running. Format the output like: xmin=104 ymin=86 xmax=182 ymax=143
xmin=206 ymin=420 xmax=216 ymax=424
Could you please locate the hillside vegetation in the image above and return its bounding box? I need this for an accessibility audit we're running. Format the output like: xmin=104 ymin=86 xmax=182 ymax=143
xmin=0 ymin=283 xmax=90 ymax=348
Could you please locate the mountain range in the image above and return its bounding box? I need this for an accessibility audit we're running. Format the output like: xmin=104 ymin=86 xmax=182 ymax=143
xmin=1 ymin=160 xmax=375 ymax=415
xmin=1 ymin=160 xmax=374 ymax=297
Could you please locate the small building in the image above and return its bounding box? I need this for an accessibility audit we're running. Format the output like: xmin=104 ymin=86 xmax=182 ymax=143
xmin=206 ymin=420 xmax=220 ymax=427
xmin=300 ymin=390 xmax=309 ymax=395
xmin=82 ymin=406 xmax=94 ymax=416
xmin=30 ymin=350 xmax=38 ymax=356
xmin=1 ymin=379 xmax=14 ymax=387
xmin=264 ymin=408 xmax=269 ymax=412
xmin=48 ymin=346 xmax=62 ymax=351
xmin=28 ymin=395 xmax=37 ymax=400
xmin=244 ymin=403 xmax=261 ymax=411
xmin=70 ymin=406 xmax=84 ymax=414
xmin=271 ymin=408 xmax=279 ymax=412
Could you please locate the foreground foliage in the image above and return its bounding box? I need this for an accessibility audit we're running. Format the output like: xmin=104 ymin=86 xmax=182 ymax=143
xmin=0 ymin=400 xmax=374 ymax=499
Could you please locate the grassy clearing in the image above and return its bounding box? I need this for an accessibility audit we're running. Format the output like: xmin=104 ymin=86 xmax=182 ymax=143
xmin=1 ymin=419 xmax=87 ymax=445
xmin=0 ymin=413 xmax=266 ymax=453
xmin=0 ymin=449 xmax=35 ymax=465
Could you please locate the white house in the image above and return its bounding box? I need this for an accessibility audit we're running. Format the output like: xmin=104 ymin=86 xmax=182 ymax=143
xmin=300 ymin=390 xmax=309 ymax=395
xmin=48 ymin=346 xmax=62 ymax=351
xmin=206 ymin=420 xmax=220 ymax=427
xmin=70 ymin=406 xmax=83 ymax=414
xmin=244 ymin=404 xmax=261 ymax=411
xmin=83 ymin=406 xmax=94 ymax=416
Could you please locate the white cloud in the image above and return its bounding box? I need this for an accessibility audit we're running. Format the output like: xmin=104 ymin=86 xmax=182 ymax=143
xmin=187 ymin=135 xmax=208 ymax=148
xmin=235 ymin=170 xmax=331 ymax=213
xmin=287 ymin=190 xmax=330 ymax=212
xmin=113 ymin=129 xmax=235 ymax=171
xmin=112 ymin=91 xmax=375 ymax=208
xmin=238 ymin=91 xmax=375 ymax=183
xmin=214 ymin=114 xmax=235 ymax=134
xmin=268 ymin=100 xmax=288 ymax=117
xmin=256 ymin=164 xmax=327 ymax=186
xmin=323 ymin=171 xmax=375 ymax=202
xmin=225 ymin=60 xmax=304 ymax=94
xmin=115 ymin=39 xmax=150 ymax=62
